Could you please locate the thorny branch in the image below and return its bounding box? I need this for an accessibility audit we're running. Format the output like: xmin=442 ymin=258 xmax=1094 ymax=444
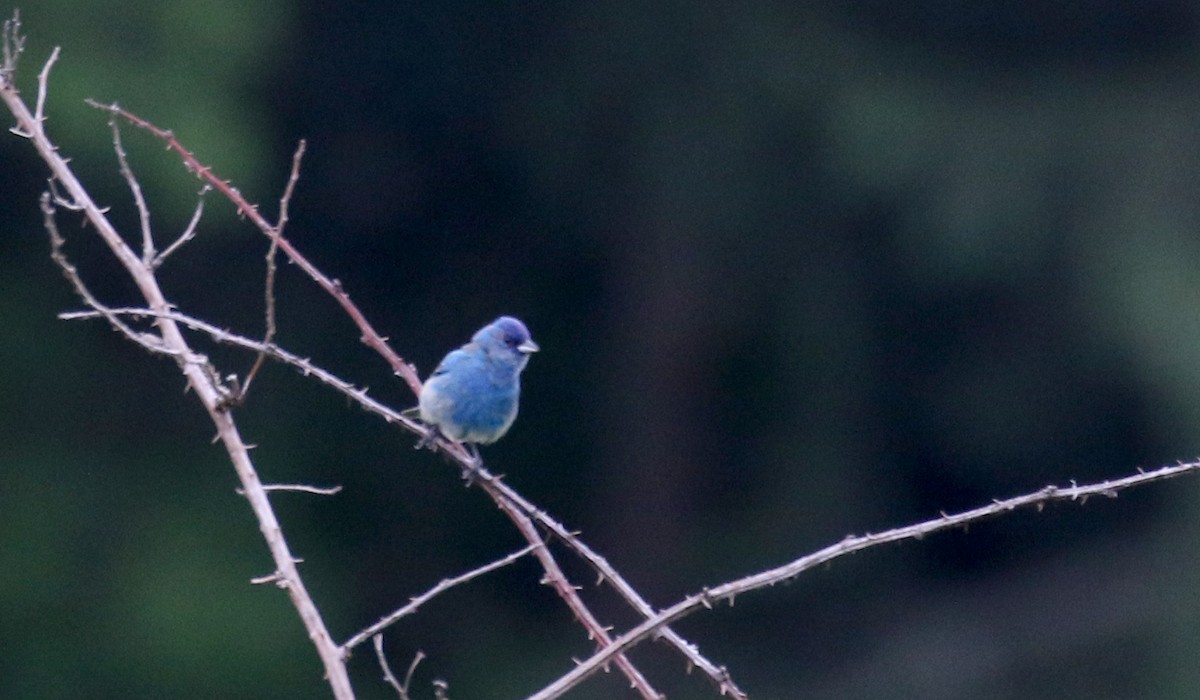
xmin=525 ymin=460 xmax=1200 ymax=699
xmin=154 ymin=184 xmax=208 ymax=268
xmin=82 ymin=97 xmax=426 ymax=396
xmin=5 ymin=20 xmax=682 ymax=699
xmin=81 ymin=100 xmax=728 ymax=699
xmin=0 ymin=29 xmax=354 ymax=699
xmin=105 ymin=116 xmax=154 ymax=263
xmin=343 ymin=544 xmax=539 ymax=653
xmin=374 ymin=638 xmax=427 ymax=700
xmin=241 ymin=140 xmax=306 ymax=399
xmin=65 ymin=303 xmax=742 ymax=696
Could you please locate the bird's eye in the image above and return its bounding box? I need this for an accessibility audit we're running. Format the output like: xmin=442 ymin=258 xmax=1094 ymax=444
xmin=504 ymin=334 xmax=519 ymax=347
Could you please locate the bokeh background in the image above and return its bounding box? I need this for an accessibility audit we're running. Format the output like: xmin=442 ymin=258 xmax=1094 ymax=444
xmin=5 ymin=2 xmax=1200 ymax=698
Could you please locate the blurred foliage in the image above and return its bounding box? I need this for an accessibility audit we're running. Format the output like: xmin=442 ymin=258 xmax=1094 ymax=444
xmin=6 ymin=1 xmax=1200 ymax=699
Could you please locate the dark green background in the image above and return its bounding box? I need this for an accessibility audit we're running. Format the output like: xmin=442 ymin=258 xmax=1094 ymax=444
xmin=5 ymin=2 xmax=1200 ymax=698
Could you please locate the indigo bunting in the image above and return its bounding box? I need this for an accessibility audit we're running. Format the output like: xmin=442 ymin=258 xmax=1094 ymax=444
xmin=418 ymin=316 xmax=539 ymax=450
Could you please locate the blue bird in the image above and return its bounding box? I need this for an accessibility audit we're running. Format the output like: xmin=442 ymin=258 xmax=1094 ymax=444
xmin=418 ymin=316 xmax=539 ymax=455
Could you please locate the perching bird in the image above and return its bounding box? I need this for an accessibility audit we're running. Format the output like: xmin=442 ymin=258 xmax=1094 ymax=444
xmin=418 ymin=316 xmax=539 ymax=454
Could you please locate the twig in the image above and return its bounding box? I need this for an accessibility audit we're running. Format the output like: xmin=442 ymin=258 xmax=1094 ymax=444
xmin=42 ymin=195 xmax=177 ymax=358
xmin=105 ymin=114 xmax=154 ymax=263
xmin=242 ymin=140 xmax=306 ymax=398
xmin=373 ymin=637 xmax=424 ymax=700
xmin=344 ymin=544 xmax=539 ymax=653
xmin=527 ymin=460 xmax=1200 ymax=699
xmin=34 ymin=46 xmax=57 ymax=127
xmin=257 ymin=484 xmax=343 ymax=496
xmin=1 ymin=11 xmax=24 ymax=81
xmin=277 ymin=139 xmax=305 ymax=232
xmin=250 ymin=572 xmax=283 ymax=586
xmin=154 ymin=185 xmax=209 ymax=267
xmin=400 ymin=652 xmax=426 ymax=699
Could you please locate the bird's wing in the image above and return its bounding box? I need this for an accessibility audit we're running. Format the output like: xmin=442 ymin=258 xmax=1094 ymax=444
xmin=429 ymin=345 xmax=477 ymax=377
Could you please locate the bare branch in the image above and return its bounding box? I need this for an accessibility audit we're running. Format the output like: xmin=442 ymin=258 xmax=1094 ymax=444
xmin=255 ymin=484 xmax=343 ymax=496
xmin=343 ymin=544 xmax=537 ymax=653
xmin=242 ymin=140 xmax=306 ymax=398
xmin=154 ymin=185 xmax=209 ymax=267
xmin=277 ymin=139 xmax=305 ymax=232
xmin=1 ymin=11 xmax=24 ymax=81
xmin=42 ymin=194 xmax=174 ymax=357
xmin=105 ymin=114 xmax=155 ymax=263
xmin=2 ymin=47 xmax=355 ymax=700
xmin=400 ymin=651 xmax=426 ymax=700
xmin=528 ymin=460 xmax=1200 ymax=699
xmin=373 ymin=637 xmax=424 ymax=700
xmin=34 ymin=46 xmax=58 ymax=126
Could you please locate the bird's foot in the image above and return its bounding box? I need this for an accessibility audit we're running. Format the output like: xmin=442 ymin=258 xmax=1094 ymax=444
xmin=459 ymin=444 xmax=484 ymax=485
xmin=415 ymin=425 xmax=444 ymax=451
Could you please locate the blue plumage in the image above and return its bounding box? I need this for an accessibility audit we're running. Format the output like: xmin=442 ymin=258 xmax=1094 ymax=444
xmin=418 ymin=316 xmax=539 ymax=447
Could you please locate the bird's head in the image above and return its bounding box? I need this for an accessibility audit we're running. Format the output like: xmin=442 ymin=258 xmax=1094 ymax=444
xmin=474 ymin=316 xmax=539 ymax=362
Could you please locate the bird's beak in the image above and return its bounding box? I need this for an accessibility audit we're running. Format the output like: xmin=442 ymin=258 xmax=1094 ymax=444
xmin=519 ymin=339 xmax=540 ymax=354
